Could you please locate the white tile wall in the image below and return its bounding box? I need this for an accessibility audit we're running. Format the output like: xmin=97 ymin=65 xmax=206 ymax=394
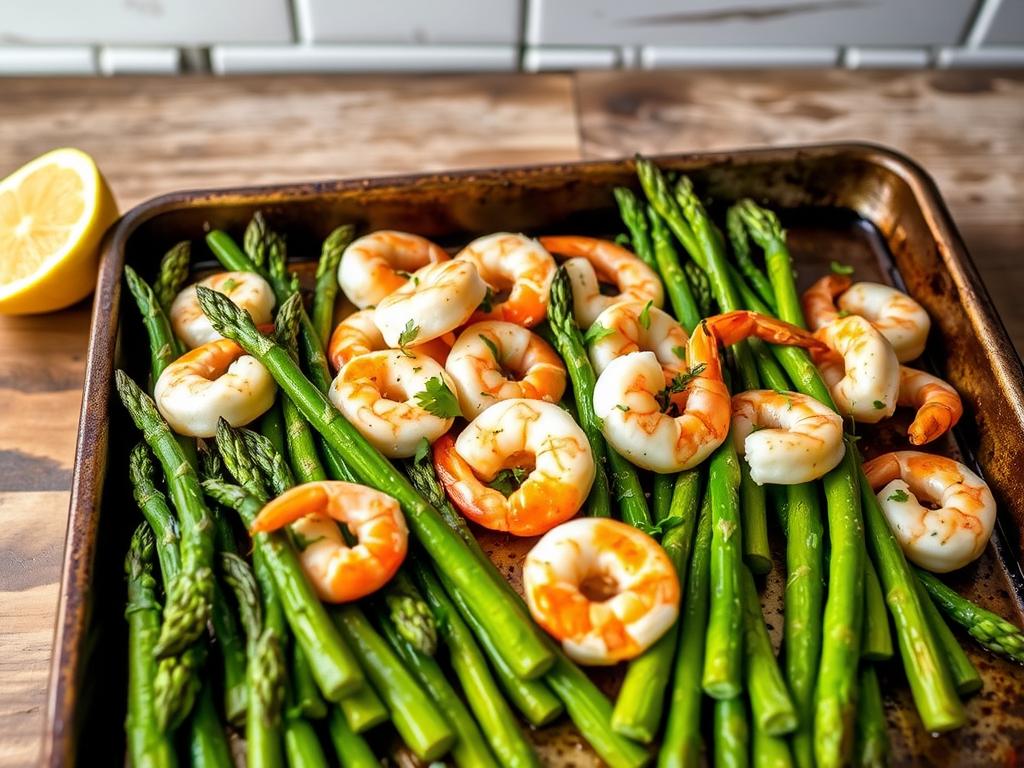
xmin=642 ymin=46 xmax=839 ymax=69
xmin=211 ymin=44 xmax=518 ymax=74
xmin=982 ymin=0 xmax=1024 ymax=45
xmin=527 ymin=0 xmax=979 ymax=47
xmin=99 ymin=47 xmax=180 ymax=75
xmin=294 ymin=0 xmax=521 ymax=44
xmin=0 ymin=46 xmax=96 ymax=75
xmin=1 ymin=0 xmax=293 ymax=45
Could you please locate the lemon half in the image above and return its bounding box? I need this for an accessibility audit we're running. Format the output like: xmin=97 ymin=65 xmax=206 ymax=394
xmin=0 ymin=148 xmax=118 ymax=315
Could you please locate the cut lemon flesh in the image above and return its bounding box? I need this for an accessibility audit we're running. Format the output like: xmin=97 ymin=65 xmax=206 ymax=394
xmin=0 ymin=148 xmax=117 ymax=315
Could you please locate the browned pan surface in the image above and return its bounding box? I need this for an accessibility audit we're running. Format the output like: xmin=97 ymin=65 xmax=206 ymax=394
xmin=45 ymin=144 xmax=1024 ymax=766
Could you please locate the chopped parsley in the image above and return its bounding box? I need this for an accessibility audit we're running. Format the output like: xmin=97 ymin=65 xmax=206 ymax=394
xmin=615 ymin=404 xmax=630 ymax=412
xmin=396 ymin=270 xmax=419 ymax=285
xmin=290 ymin=529 xmax=325 ymax=551
xmin=873 ymin=400 xmax=886 ymax=410
xmin=414 ymin=376 xmax=462 ymax=418
xmin=414 ymin=437 xmax=431 ymax=464
xmin=638 ymin=300 xmax=654 ymax=330
xmin=614 ymin=233 xmax=632 ymax=248
xmin=397 ymin=320 xmax=419 ymax=356
xmin=830 ymin=261 xmax=854 ymax=276
xmin=479 ymin=334 xmax=500 ymax=361
xmin=487 ymin=466 xmax=530 ymax=497
xmin=655 ymin=363 xmax=708 ymax=414
xmin=888 ymin=489 xmax=910 ymax=503
xmin=638 ymin=515 xmax=684 ymax=538
xmin=220 ymin=277 xmax=238 ymax=292
xmin=583 ymin=322 xmax=615 ymax=345
xmin=478 ymin=286 xmax=495 ymax=314
xmin=672 ymin=345 xmax=687 ymax=361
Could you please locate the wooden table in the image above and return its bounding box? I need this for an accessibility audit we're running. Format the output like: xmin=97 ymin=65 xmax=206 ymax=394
xmin=1 ymin=70 xmax=1021 ymax=767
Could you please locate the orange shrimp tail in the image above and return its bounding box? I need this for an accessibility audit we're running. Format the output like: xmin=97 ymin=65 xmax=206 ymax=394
xmin=908 ymin=386 xmax=963 ymax=445
xmin=250 ymin=483 xmax=328 ymax=533
xmin=861 ymin=453 xmax=902 ymax=491
xmin=704 ymin=310 xmax=826 ymax=350
xmin=540 ymin=235 xmax=633 ymax=273
xmin=801 ymin=275 xmax=852 ymax=330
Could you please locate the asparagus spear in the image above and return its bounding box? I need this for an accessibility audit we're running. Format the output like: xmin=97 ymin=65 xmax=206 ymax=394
xmin=115 ymin=371 xmax=214 ymax=657
xmin=405 ymin=452 xmax=648 ymax=768
xmin=753 ymin=725 xmax=794 ymax=768
xmin=614 ymin=187 xmax=657 ymax=269
xmin=859 ymin=467 xmax=964 ymax=730
xmin=334 ymin=606 xmax=455 ymax=762
xmin=153 ymin=241 xmax=191 ymax=314
xmin=202 ymin=479 xmax=363 ymax=700
xmin=546 ymin=265 xmax=613 ymax=519
xmin=648 ymin=203 xmax=703 ymax=333
xmin=915 ymin=568 xmax=1024 ymax=663
xmin=196 ymin=285 xmax=554 ymax=678
xmin=124 ymin=265 xmax=183 ymax=383
xmin=384 ymin=571 xmax=438 ymax=657
xmin=378 ymin=609 xmax=499 ymax=768
xmin=327 ymin=707 xmax=379 ymax=768
xmin=124 ymin=525 xmax=177 ymax=768
xmin=852 ymin=665 xmax=889 ymax=768
xmin=413 ymin=560 xmax=540 ymax=768
xmin=725 ymin=207 xmax=777 ymax=312
xmin=739 ymin=462 xmax=771 ymax=575
xmin=703 ymin=439 xmax=745 ymax=699
xmin=311 ymin=225 xmax=355 ymax=346
xmin=862 ymin=560 xmax=894 ymax=661
xmin=915 ymin=577 xmax=982 ymax=695
xmin=742 ymin=565 xmax=797 ymax=735
xmin=613 ymin=469 xmax=702 ymax=742
xmin=715 ymin=696 xmax=749 ymax=768
xmin=658 ymin=491 xmax=712 ymax=768
xmin=289 ymin=642 xmax=327 ymax=720
xmin=282 ymin=717 xmax=330 ymax=768
xmin=187 ymin=680 xmax=232 ymax=768
xmin=243 ymin=211 xmax=271 ymax=269
xmin=221 ymin=552 xmax=285 ymax=768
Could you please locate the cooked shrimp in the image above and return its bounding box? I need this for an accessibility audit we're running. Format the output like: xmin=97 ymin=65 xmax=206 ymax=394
xmin=802 ymin=275 xmax=930 ymax=362
xmin=445 ymin=321 xmax=567 ymax=418
xmin=337 ymin=230 xmax=449 ymax=310
xmin=454 ymin=233 xmax=556 ymax=327
xmin=540 ymin=236 xmax=663 ymax=328
xmin=863 ymin=451 xmax=995 ymax=573
xmin=329 ymin=350 xmax=458 ymax=458
xmin=327 ymin=309 xmax=452 ymax=371
xmin=374 ymin=260 xmax=486 ymax=348
xmin=811 ymin=315 xmax=901 ymax=423
xmin=522 ymin=518 xmax=680 ymax=665
xmin=731 ymin=390 xmax=845 ymax=485
xmin=587 ymin=300 xmax=689 ymax=377
xmin=898 ymin=366 xmax=963 ymax=446
xmin=433 ymin=399 xmax=595 ymax=536
xmin=154 ymin=339 xmax=277 ymax=437
xmin=171 ymin=271 xmax=275 ymax=349
xmin=592 ymin=313 xmax=823 ymax=474
xmin=250 ymin=481 xmax=408 ymax=602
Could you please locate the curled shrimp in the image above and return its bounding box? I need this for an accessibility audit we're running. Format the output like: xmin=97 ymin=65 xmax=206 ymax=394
xmin=454 ymin=233 xmax=556 ymax=327
xmin=803 ymin=275 xmax=931 ymax=362
xmin=587 ymin=300 xmax=690 ymax=378
xmin=329 ymin=350 xmax=459 ymax=458
xmin=250 ymin=481 xmax=408 ymax=602
xmin=154 ymin=338 xmax=277 ymax=437
xmin=327 ymin=308 xmax=452 ymax=371
xmin=593 ymin=312 xmax=822 ymax=473
xmin=540 ymin=236 xmax=663 ymax=328
xmin=444 ymin=321 xmax=566 ymax=418
xmin=898 ymin=366 xmax=963 ymax=445
xmin=337 ymin=230 xmax=449 ymax=310
xmin=731 ymin=390 xmax=845 ymax=485
xmin=811 ymin=315 xmax=901 ymax=423
xmin=863 ymin=451 xmax=995 ymax=573
xmin=374 ymin=260 xmax=487 ymax=348
xmin=433 ymin=399 xmax=595 ymax=536
xmin=523 ymin=517 xmax=680 ymax=665
xmin=171 ymin=271 xmax=275 ymax=349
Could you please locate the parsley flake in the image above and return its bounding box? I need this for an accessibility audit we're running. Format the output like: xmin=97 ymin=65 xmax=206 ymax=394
xmin=478 ymin=286 xmax=495 ymax=314
xmin=873 ymin=400 xmax=886 ymax=410
xmin=655 ymin=363 xmax=707 ymax=413
xmin=583 ymin=322 xmax=615 ymax=345
xmin=888 ymin=489 xmax=910 ymax=503
xmin=637 ymin=515 xmax=685 ymax=538
xmin=488 ymin=466 xmax=530 ymax=497
xmin=290 ymin=529 xmax=325 ymax=551
xmin=397 ymin=320 xmax=419 ymax=356
xmin=414 ymin=437 xmax=431 ymax=465
xmin=638 ymin=300 xmax=654 ymax=330
xmin=672 ymin=345 xmax=687 ymax=361
xmin=220 ymin=278 xmax=238 ymax=292
xmin=479 ymin=334 xmax=500 ymax=361
xmin=415 ymin=376 xmax=462 ymax=418
xmin=830 ymin=261 xmax=854 ymax=276
xmin=615 ymin=404 xmax=629 ymax=412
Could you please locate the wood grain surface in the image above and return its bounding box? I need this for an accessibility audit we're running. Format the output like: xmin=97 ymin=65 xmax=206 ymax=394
xmin=0 ymin=70 xmax=1020 ymax=767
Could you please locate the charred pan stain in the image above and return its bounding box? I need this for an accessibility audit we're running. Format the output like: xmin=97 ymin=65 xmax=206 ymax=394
xmin=622 ymin=0 xmax=868 ymax=26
